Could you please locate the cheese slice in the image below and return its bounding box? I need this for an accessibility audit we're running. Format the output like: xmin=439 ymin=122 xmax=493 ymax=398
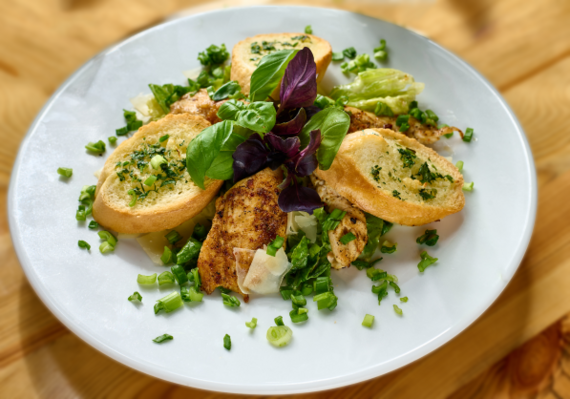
xmin=235 ymin=247 xmax=292 ymax=295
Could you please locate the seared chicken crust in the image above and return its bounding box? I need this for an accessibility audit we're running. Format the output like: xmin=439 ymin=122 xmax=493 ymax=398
xmin=198 ymin=168 xmax=287 ymax=298
xmin=170 ymin=89 xmax=225 ymax=124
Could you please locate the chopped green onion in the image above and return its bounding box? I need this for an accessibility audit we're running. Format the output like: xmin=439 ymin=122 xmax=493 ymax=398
xmin=156 ymin=291 xmax=183 ymax=313
xmin=332 ymin=52 xmax=344 ymax=62
xmin=159 ymin=134 xmax=169 ymax=143
xmin=340 ymin=232 xmax=356 ymax=245
xmin=88 ymin=221 xmax=99 ymax=230
xmin=274 ymin=316 xmax=284 ymax=326
xmin=416 ymin=229 xmax=439 ymax=246
xmin=76 ymin=207 xmax=86 ymax=221
xmin=152 ymin=334 xmax=173 ymax=343
xmin=143 ymin=175 xmax=157 ymax=187
xmin=99 ymin=241 xmax=115 ymax=254
xmin=322 ymin=209 xmax=346 ymax=231
xmin=342 ymin=47 xmax=357 ymax=59
xmin=158 ymin=271 xmax=175 ymax=286
xmin=301 ymin=282 xmax=313 ymax=296
xmin=367 ymin=268 xmax=387 ymax=281
xmin=463 ymin=127 xmax=474 ymax=142
xmin=108 ymin=136 xmax=117 ymax=144
xmin=418 ymin=251 xmax=438 ymax=272
xmin=362 ymin=314 xmax=374 ymax=328
xmin=221 ymin=292 xmax=240 ymax=307
xmin=280 ymin=286 xmax=293 ymax=300
xmin=165 ymin=230 xmax=182 ymax=245
xmin=246 ymin=317 xmax=258 ymax=329
xmin=128 ymin=291 xmax=142 ymax=302
xmin=98 ymin=230 xmax=117 ymax=247
xmin=425 ymin=109 xmax=439 ymax=123
xmin=57 ymin=167 xmax=73 ymax=178
xmin=171 ymin=265 xmax=188 ymax=285
xmin=191 ymin=268 xmax=201 ymax=289
xmin=289 ymin=308 xmax=309 ymax=323
xmin=115 ymin=127 xmax=129 ymax=136
xmin=399 ymin=122 xmax=410 ymax=132
xmin=456 ymin=160 xmax=464 ymax=172
xmin=291 ymin=293 xmax=307 ymax=307
xmin=176 ymin=237 xmax=202 ymax=264
xmin=192 ymin=224 xmax=208 ymax=242
xmin=313 ymin=291 xmax=338 ymax=310
xmin=151 ymin=154 xmax=167 ymax=170
xmin=154 ymin=302 xmax=164 ymax=314
xmin=304 ymin=25 xmax=313 ymax=34
xmin=266 ymin=235 xmax=285 ymax=256
xmin=160 ymin=246 xmax=173 ymax=265
xmin=266 ymin=326 xmax=293 ymax=347
xmin=380 ymin=240 xmax=397 ymax=254
xmin=78 ymin=240 xmax=90 ymax=250
xmin=393 ymin=304 xmax=403 ymax=315
xmin=137 ymin=273 xmax=157 ymax=285
xmin=85 ymin=140 xmax=106 ymax=154
xmin=373 ymin=39 xmax=388 ymax=62
xmin=127 ymin=189 xmax=137 ymax=207
xmin=335 ymin=95 xmax=349 ymax=107
xmin=223 ymin=334 xmax=231 ymax=350
xmin=180 ymin=286 xmax=203 ymax=302
xmin=395 ymin=114 xmax=410 ymax=127
xmin=463 ymin=182 xmax=474 ymax=191
xmin=372 ymin=281 xmax=389 ymax=305
xmin=389 ymin=281 xmax=401 ymax=294
xmin=313 ymin=276 xmax=330 ymax=294
xmin=400 ymin=296 xmax=409 ymax=302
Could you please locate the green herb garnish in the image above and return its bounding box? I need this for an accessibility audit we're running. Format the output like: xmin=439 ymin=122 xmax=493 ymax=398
xmin=418 ymin=251 xmax=438 ymax=272
xmin=393 ymin=304 xmax=403 ymax=315
xmin=221 ymin=293 xmax=241 ymax=307
xmin=78 ymin=240 xmax=90 ymax=250
xmin=246 ymin=318 xmax=258 ymax=329
xmin=463 ymin=182 xmax=474 ymax=191
xmin=128 ymin=291 xmax=142 ymax=302
xmin=340 ymin=232 xmax=356 ymax=245
xmin=223 ymin=334 xmax=231 ymax=350
xmin=153 ymin=334 xmax=173 ymax=343
xmin=85 ymin=140 xmax=106 ymax=154
xmin=463 ymin=127 xmax=474 ymax=142
xmin=137 ymin=273 xmax=157 ymax=285
xmin=57 ymin=167 xmax=73 ymax=178
xmin=362 ymin=314 xmax=374 ymax=328
xmin=416 ymin=229 xmax=439 ymax=246
xmin=398 ymin=148 xmax=416 ymax=168
xmin=304 ymin=25 xmax=313 ymax=34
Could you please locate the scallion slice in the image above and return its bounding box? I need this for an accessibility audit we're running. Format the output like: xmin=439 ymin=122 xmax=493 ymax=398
xmin=416 ymin=229 xmax=439 ymax=246
xmin=393 ymin=304 xmax=403 ymax=315
xmin=400 ymin=296 xmax=409 ymax=303
xmin=151 ymin=154 xmax=167 ymax=170
xmin=99 ymin=241 xmax=115 ymax=254
xmin=291 ymin=294 xmax=307 ymax=307
xmin=246 ymin=318 xmax=258 ymax=329
xmin=78 ymin=240 xmax=90 ymax=250
xmin=418 ymin=251 xmax=438 ymax=272
xmin=160 ymin=246 xmax=173 ymax=265
xmin=266 ymin=235 xmax=285 ymax=257
xmin=389 ymin=281 xmax=401 ymax=294
xmin=304 ymin=25 xmax=312 ymax=34
xmin=274 ymin=316 xmax=284 ymax=326
xmin=76 ymin=208 xmax=86 ymax=221
xmin=463 ymin=182 xmax=474 ymax=191
xmin=108 ymin=136 xmax=117 ymax=144
xmin=456 ymin=160 xmax=464 ymax=172
xmin=127 ymin=189 xmax=137 ymax=207
xmin=313 ymin=276 xmax=330 ymax=294
xmin=463 ymin=127 xmax=474 ymax=142
xmin=159 ymin=134 xmax=169 ymax=143
xmin=85 ymin=140 xmax=106 ymax=154
xmin=223 ymin=334 xmax=231 ymax=350
xmin=191 ymin=268 xmax=201 ymax=289
xmin=171 ymin=265 xmax=188 ymax=285
xmin=128 ymin=291 xmax=142 ymax=302
xmin=280 ymin=286 xmax=293 ymax=300
xmin=340 ymin=232 xmax=356 ymax=245
xmin=156 ymin=291 xmax=183 ymax=313
xmin=165 ymin=230 xmax=182 ymax=245
xmin=57 ymin=167 xmax=73 ymax=178
xmin=152 ymin=334 xmax=173 ymax=343
xmin=88 ymin=220 xmax=99 ymax=230
xmin=98 ymin=230 xmax=117 ymax=247
xmin=266 ymin=326 xmax=292 ymax=347
xmin=313 ymin=292 xmax=337 ymax=310
xmin=143 ymin=175 xmax=157 ymax=187
xmin=380 ymin=240 xmax=397 ymax=254
xmin=332 ymin=52 xmax=344 ymax=62
xmin=136 ymin=274 xmax=156 ymax=287
xmin=158 ymin=271 xmax=175 ymax=286
xmin=289 ymin=308 xmax=309 ymax=323
xmin=362 ymin=314 xmax=374 ymax=328
xmin=221 ymin=292 xmax=240 ymax=307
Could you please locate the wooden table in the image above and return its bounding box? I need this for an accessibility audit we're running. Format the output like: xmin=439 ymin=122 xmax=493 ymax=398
xmin=1 ymin=0 xmax=570 ymax=397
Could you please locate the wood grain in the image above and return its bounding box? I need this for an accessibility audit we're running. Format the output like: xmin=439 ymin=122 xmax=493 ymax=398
xmin=1 ymin=0 xmax=570 ymax=398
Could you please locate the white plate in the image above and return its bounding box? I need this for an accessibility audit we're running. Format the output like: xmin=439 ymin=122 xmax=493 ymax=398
xmin=8 ymin=6 xmax=536 ymax=395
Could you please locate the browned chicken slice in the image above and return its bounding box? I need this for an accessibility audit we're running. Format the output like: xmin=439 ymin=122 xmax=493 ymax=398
xmin=198 ymin=168 xmax=287 ymax=299
xmin=311 ymin=175 xmax=367 ymax=270
xmin=345 ymin=106 xmax=462 ymax=145
xmin=170 ymin=89 xmax=225 ymax=124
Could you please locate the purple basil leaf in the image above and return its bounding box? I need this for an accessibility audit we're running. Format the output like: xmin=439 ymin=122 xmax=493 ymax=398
xmin=232 ymin=133 xmax=269 ymax=182
xmin=266 ymin=151 xmax=287 ymax=170
xmin=294 ymin=129 xmax=322 ymax=176
xmin=264 ymin=133 xmax=300 ymax=158
xmin=304 ymin=105 xmax=322 ymax=120
xmin=279 ymin=48 xmax=317 ymax=112
xmin=272 ymin=107 xmax=307 ymax=136
xmin=278 ymin=182 xmax=322 ymax=214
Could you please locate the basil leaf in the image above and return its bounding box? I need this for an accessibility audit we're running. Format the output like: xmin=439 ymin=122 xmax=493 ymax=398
xmin=235 ymin=102 xmax=276 ymax=134
xmin=186 ymin=120 xmax=234 ymax=189
xmin=299 ymin=108 xmax=350 ymax=170
xmin=217 ymin=99 xmax=247 ymax=121
xmin=212 ymin=81 xmax=242 ymax=101
xmin=149 ymin=83 xmax=192 ymax=113
xmin=206 ymin=133 xmax=247 ymax=180
xmin=250 ymin=50 xmax=298 ymax=102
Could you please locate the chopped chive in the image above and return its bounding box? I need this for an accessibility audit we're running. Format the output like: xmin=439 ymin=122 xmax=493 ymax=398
xmin=78 ymin=240 xmax=91 ymax=250
xmin=85 ymin=140 xmax=106 ymax=154
xmin=57 ymin=167 xmax=73 ymax=178
xmin=389 ymin=281 xmax=401 ymax=294
xmin=380 ymin=240 xmax=397 ymax=254
xmin=160 ymin=246 xmax=173 ymax=265
xmin=304 ymin=25 xmax=313 ymax=34
xmin=340 ymin=232 xmax=356 ymax=245
xmin=151 ymin=154 xmax=167 ymax=170
xmin=128 ymin=291 xmax=142 ymax=302
xmin=400 ymin=296 xmax=409 ymax=302
xmin=463 ymin=127 xmax=474 ymax=142
xmin=143 ymin=175 xmax=157 ymax=187
xmin=266 ymin=235 xmax=285 ymax=257
xmin=418 ymin=251 xmax=438 ymax=272
xmin=456 ymin=160 xmax=464 ymax=172
xmin=274 ymin=316 xmax=284 ymax=326
xmin=171 ymin=265 xmax=188 ymax=285
xmin=88 ymin=221 xmax=99 ymax=230
xmin=108 ymin=136 xmax=117 ymax=144
xmin=463 ymin=182 xmax=474 ymax=191
xmin=127 ymin=189 xmax=137 ymax=207
xmin=155 ymin=291 xmax=183 ymax=313
xmin=289 ymin=308 xmax=309 ymax=323
xmin=266 ymin=325 xmax=293 ymax=347
xmin=362 ymin=314 xmax=374 ymax=328
xmin=137 ymin=273 xmax=157 ymax=285
xmin=158 ymin=271 xmax=175 ymax=286
xmin=416 ymin=229 xmax=439 ymax=246
xmin=246 ymin=317 xmax=258 ymax=329
xmin=159 ymin=134 xmax=170 ymax=143
xmin=152 ymin=334 xmax=173 ymax=343
xmin=98 ymin=230 xmax=117 ymax=247
xmin=221 ymin=292 xmax=240 ymax=307
xmin=393 ymin=304 xmax=403 ymax=315
xmin=99 ymin=241 xmax=115 ymax=254
xmin=332 ymin=52 xmax=344 ymax=61
xmin=223 ymin=334 xmax=231 ymax=350
xmin=164 ymin=230 xmax=182 ymax=245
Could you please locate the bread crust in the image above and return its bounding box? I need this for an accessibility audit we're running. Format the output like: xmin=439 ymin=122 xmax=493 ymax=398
xmin=92 ymin=114 xmax=223 ymax=234
xmin=314 ymin=129 xmax=465 ymax=226
xmin=231 ymin=33 xmax=332 ymax=97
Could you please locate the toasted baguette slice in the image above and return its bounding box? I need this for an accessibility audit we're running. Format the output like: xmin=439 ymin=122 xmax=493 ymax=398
xmin=313 ymin=129 xmax=465 ymax=226
xmin=231 ymin=33 xmax=332 ymax=97
xmin=93 ymin=114 xmax=223 ymax=234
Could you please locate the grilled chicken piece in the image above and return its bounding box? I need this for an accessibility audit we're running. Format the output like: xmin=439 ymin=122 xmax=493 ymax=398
xmin=345 ymin=106 xmax=462 ymax=145
xmin=198 ymin=168 xmax=287 ymax=299
xmin=170 ymin=89 xmax=225 ymax=124
xmin=311 ymin=175 xmax=367 ymax=269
